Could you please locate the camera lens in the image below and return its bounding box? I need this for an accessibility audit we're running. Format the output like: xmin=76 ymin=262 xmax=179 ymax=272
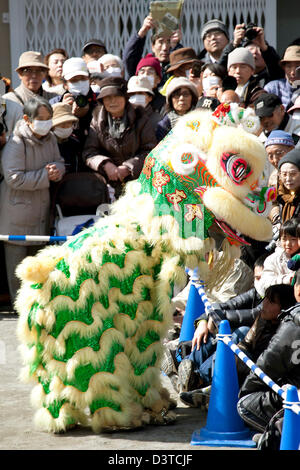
xmin=75 ymin=94 xmax=89 ymax=108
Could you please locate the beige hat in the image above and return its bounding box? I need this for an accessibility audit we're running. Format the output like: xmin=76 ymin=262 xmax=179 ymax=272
xmin=15 ymin=51 xmax=48 ymax=72
xmin=166 ymin=77 xmax=199 ymax=105
xmin=52 ymin=103 xmax=78 ymax=127
xmin=127 ymin=76 xmax=154 ymax=95
xmin=280 ymin=45 xmax=300 ymax=65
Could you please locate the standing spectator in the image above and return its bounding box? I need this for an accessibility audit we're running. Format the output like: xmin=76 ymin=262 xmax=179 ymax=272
xmin=43 ymin=48 xmax=68 ymax=96
xmin=82 ymin=39 xmax=107 ymax=64
xmin=122 ymin=15 xmax=182 ymax=86
xmin=156 ymin=77 xmax=199 ymax=141
xmin=3 ymin=51 xmax=56 ymax=131
xmin=50 ymin=57 xmax=98 ymax=153
xmin=82 ymin=77 xmax=157 ymax=200
xmin=0 ymin=96 xmax=65 ymax=305
xmin=264 ymin=45 xmax=300 ymax=109
xmin=219 ymin=23 xmax=283 ymax=86
xmin=199 ymin=19 xmax=229 ymax=64
xmin=0 ymin=78 xmax=23 ymax=138
xmin=254 ymin=93 xmax=300 ymax=143
xmin=227 ymin=47 xmax=265 ymax=107
xmin=135 ymin=54 xmax=165 ymax=113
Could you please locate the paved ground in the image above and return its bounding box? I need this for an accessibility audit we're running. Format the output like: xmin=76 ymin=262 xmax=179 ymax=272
xmin=0 ymin=312 xmax=256 ymax=453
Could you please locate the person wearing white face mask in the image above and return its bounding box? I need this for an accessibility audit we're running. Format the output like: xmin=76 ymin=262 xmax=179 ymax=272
xmin=127 ymin=75 xmax=161 ymax=131
xmin=0 ymin=96 xmax=65 ymax=306
xmin=50 ymin=57 xmax=98 ymax=154
xmin=98 ymin=54 xmax=124 ymax=78
xmin=51 ymin=102 xmax=85 ymax=174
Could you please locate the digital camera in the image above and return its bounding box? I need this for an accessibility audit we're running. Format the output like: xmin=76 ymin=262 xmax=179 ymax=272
xmin=74 ymin=94 xmax=89 ymax=108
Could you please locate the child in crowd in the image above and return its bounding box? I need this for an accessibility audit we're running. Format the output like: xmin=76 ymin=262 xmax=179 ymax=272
xmin=256 ymin=217 xmax=300 ymax=297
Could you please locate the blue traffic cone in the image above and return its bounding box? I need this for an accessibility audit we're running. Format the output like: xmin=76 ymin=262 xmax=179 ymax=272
xmin=179 ymin=281 xmax=206 ymax=344
xmin=191 ymin=320 xmax=256 ymax=448
xmin=280 ymin=385 xmax=300 ymax=450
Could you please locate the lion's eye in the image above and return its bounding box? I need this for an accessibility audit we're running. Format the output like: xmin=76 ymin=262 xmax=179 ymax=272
xmin=220 ymin=152 xmax=253 ymax=185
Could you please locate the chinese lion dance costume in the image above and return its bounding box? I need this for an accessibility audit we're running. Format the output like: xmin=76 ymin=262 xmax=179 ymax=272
xmin=15 ymin=103 xmax=275 ymax=433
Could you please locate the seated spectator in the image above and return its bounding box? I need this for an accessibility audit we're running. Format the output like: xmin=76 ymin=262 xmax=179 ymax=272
xmin=43 ymin=48 xmax=68 ymax=95
xmin=135 ymin=54 xmax=165 ymax=113
xmin=199 ymin=19 xmax=230 ymax=64
xmin=264 ymin=45 xmax=300 ymax=109
xmin=254 ymin=93 xmax=300 ymax=143
xmin=3 ymin=51 xmax=56 ymax=126
xmin=127 ymin=75 xmax=161 ymax=130
xmin=156 ymin=77 xmax=199 ymax=141
xmin=287 ymin=95 xmax=300 ymax=119
xmin=50 ymin=57 xmax=98 ymax=153
xmin=122 ymin=15 xmax=182 ymax=86
xmin=219 ymin=89 xmax=240 ymax=104
xmin=82 ymin=76 xmax=157 ymax=200
xmin=0 ymin=96 xmax=65 ymax=304
xmin=51 ymin=102 xmax=83 ymax=174
xmin=256 ymin=218 xmax=300 ymax=298
xmin=98 ymin=54 xmax=125 ymax=78
xmin=237 ymin=271 xmax=300 ymax=436
xmin=179 ymin=283 xmax=295 ymax=407
xmin=265 ymin=130 xmax=295 ymax=187
xmin=82 ymin=39 xmax=107 ymax=64
xmin=227 ymin=47 xmax=265 ymax=107
xmin=276 ymin=148 xmax=300 ymax=223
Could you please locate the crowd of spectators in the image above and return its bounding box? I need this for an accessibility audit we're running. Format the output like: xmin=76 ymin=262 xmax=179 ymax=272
xmin=1 ymin=15 xmax=300 ymax=448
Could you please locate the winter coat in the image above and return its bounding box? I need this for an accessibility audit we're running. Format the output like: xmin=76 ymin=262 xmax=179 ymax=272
xmin=239 ymin=305 xmax=300 ymax=399
xmin=255 ymin=246 xmax=295 ymax=297
xmin=82 ymin=103 xmax=157 ymax=181
xmin=0 ymin=120 xmax=65 ymax=244
xmin=264 ymin=78 xmax=300 ymax=109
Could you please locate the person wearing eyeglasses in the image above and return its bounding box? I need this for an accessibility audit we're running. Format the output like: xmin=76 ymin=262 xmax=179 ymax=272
xmin=155 ymin=77 xmax=199 ymax=141
xmin=3 ymin=51 xmax=58 ymax=134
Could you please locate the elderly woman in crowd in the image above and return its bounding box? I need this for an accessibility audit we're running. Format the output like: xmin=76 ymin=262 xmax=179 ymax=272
xmin=277 ymin=147 xmax=300 ymax=224
xmin=82 ymin=76 xmax=157 ymax=200
xmin=156 ymin=77 xmax=199 ymax=141
xmin=42 ymin=48 xmax=68 ymax=95
xmin=0 ymin=96 xmax=65 ymax=305
xmin=127 ymin=75 xmax=161 ymax=131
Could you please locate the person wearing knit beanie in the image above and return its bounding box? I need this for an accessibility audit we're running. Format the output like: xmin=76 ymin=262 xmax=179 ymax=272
xmin=227 ymin=48 xmax=255 ymax=80
xmin=227 ymin=47 xmax=265 ymax=107
xmin=200 ymin=19 xmax=229 ymax=62
xmin=264 ymin=130 xmax=295 ymax=187
xmin=136 ymin=54 xmax=162 ymax=86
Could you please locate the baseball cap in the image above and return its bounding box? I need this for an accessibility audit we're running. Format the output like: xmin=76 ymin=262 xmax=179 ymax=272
xmin=62 ymin=58 xmax=89 ymax=80
xmin=254 ymin=93 xmax=282 ymax=118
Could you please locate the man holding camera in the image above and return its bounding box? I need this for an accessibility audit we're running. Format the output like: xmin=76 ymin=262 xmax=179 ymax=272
xmin=50 ymin=57 xmax=98 ymax=153
xmin=219 ymin=23 xmax=283 ymax=88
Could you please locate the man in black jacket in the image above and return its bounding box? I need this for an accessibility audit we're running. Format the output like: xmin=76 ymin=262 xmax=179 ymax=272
xmin=237 ymin=269 xmax=300 ymax=433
